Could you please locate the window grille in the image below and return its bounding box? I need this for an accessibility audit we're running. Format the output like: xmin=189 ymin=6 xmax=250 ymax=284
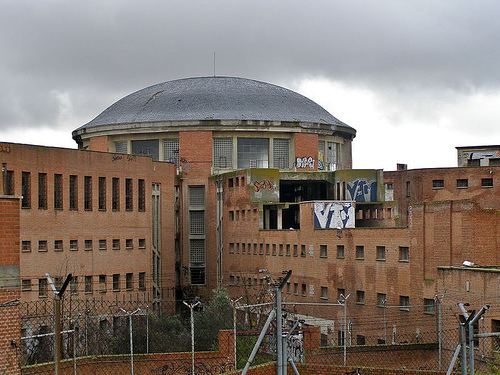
xmin=84 ymin=176 xmax=92 ymax=210
xmin=69 ymin=175 xmax=78 ymax=210
xmin=138 ymin=179 xmax=145 ymax=211
xmin=189 ymin=186 xmax=205 ymax=207
xmin=190 ymin=239 xmax=205 ymax=264
xmin=237 ymin=138 xmax=269 ymax=168
xmin=189 ymin=211 xmax=205 ymax=235
xmin=114 ymin=141 xmax=128 ymax=154
xmin=38 ymin=173 xmax=47 ymax=209
xmin=162 ymin=139 xmax=179 ymax=165
xmin=213 ymin=138 xmax=233 ymax=169
xmin=54 ymin=174 xmax=63 ymax=209
xmin=22 ymin=172 xmax=31 ymax=208
xmin=125 ymin=178 xmax=133 ymax=210
xmin=273 ymin=139 xmax=290 ymax=169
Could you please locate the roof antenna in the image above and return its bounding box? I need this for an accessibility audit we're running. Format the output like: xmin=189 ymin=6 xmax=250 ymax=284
xmin=213 ymin=51 xmax=216 ymax=77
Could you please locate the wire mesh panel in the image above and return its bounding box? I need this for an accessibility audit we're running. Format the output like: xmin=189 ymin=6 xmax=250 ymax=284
xmin=114 ymin=140 xmax=128 ymax=153
xmin=272 ymin=138 xmax=290 ymax=169
xmin=213 ymin=138 xmax=233 ymax=169
xmin=162 ymin=139 xmax=179 ymax=165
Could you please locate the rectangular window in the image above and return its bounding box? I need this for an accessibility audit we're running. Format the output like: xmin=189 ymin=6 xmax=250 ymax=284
xmin=432 ymin=179 xmax=444 ymax=189
xmin=139 ymin=272 xmax=146 ymax=291
xmin=266 ymin=243 xmax=270 ymax=255
xmin=70 ymin=276 xmax=78 ymax=294
xmin=337 ymin=245 xmax=345 ymax=259
xmin=112 ymin=274 xmax=120 ymax=291
xmin=320 ymin=245 xmax=328 ymax=258
xmin=4 ymin=170 xmax=14 ymax=195
xmin=21 ymin=240 xmax=31 ymax=252
xmin=273 ymin=138 xmax=290 ymax=169
xmin=84 ymin=239 xmax=93 ymax=251
xmin=292 ymin=244 xmax=298 ymax=257
xmin=286 ymin=244 xmax=291 ymax=256
xmin=126 ymin=239 xmax=133 ymax=250
xmin=112 ymin=239 xmax=120 ymax=250
xmin=376 ymin=246 xmax=386 ymax=261
xmin=259 ymin=243 xmax=264 ymax=255
xmin=377 ymin=293 xmax=387 ymax=307
xmin=126 ymin=273 xmax=133 ymax=290
xmin=38 ymin=240 xmax=48 ymax=252
xmin=400 ymin=295 xmax=410 ymax=311
xmin=337 ymin=288 xmax=346 ymax=301
xmin=38 ymin=278 xmax=47 ymax=298
xmin=85 ymin=276 xmax=93 ymax=293
xmin=131 ymin=139 xmax=159 ymax=160
xmin=114 ymin=140 xmax=128 ymax=153
xmin=38 ymin=173 xmax=47 ymax=209
xmin=21 ymin=172 xmax=31 ymax=208
xmin=84 ymin=176 xmax=92 ymax=210
xmin=99 ymin=239 xmax=107 ymax=250
xmin=405 ymin=181 xmax=411 ymax=198
xmin=300 ymin=245 xmax=306 ymax=257
xmin=69 ymin=240 xmax=78 ymax=251
xmin=139 ymin=238 xmax=146 ymax=249
xmin=112 ymin=177 xmax=120 ymax=211
xmin=320 ymin=286 xmax=328 ymax=300
xmin=162 ymin=138 xmax=180 ymax=165
xmin=190 ymin=211 xmax=205 ymax=235
xmin=54 ymin=174 xmax=63 ymax=209
xmin=355 ymin=245 xmax=364 ymax=259
xmin=22 ymin=279 xmax=32 ymax=291
xmin=356 ymin=290 xmax=365 ymax=304
xmin=237 ymin=138 xmax=269 ymax=168
xmin=424 ymin=298 xmax=435 ymax=314
xmin=99 ymin=275 xmax=107 ymax=293
xmin=481 ymin=178 xmax=493 ymax=187
xmin=98 ymin=177 xmax=106 ymax=210
xmin=356 ymin=335 xmax=366 ymax=346
xmin=279 ymin=244 xmax=284 ymax=256
xmin=54 ymin=240 xmax=63 ymax=252
xmin=456 ymin=179 xmax=468 ymax=189
xmin=301 ymin=283 xmax=307 ymax=297
xmin=213 ymin=138 xmax=233 ymax=169
xmin=69 ymin=175 xmax=78 ymax=210
xmin=294 ymin=283 xmax=298 ymax=295
xmin=399 ymin=246 xmax=409 ymax=262
xmin=125 ymin=178 xmax=133 ymax=210
xmin=138 ymin=179 xmax=145 ymax=211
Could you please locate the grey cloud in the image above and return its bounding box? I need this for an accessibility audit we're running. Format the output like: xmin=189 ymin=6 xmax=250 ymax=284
xmin=1 ymin=0 xmax=500 ymax=131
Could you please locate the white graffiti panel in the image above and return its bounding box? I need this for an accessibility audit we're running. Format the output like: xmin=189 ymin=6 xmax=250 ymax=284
xmin=313 ymin=202 xmax=355 ymax=229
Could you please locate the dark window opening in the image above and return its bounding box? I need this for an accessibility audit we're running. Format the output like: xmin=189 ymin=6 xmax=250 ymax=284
xmin=282 ymin=204 xmax=300 ymax=229
xmin=467 ymin=159 xmax=480 ymax=167
xmin=190 ymin=267 xmax=205 ymax=285
xmin=98 ymin=177 xmax=106 ymax=210
xmin=263 ymin=205 xmax=278 ymax=230
xmin=112 ymin=178 xmax=120 ymax=211
xmin=125 ymin=178 xmax=133 ymax=210
xmin=131 ymin=139 xmax=159 ymax=161
xmin=481 ymin=178 xmax=493 ymax=187
xmin=4 ymin=170 xmax=14 ymax=195
xmin=280 ymin=180 xmax=330 ymax=203
xmin=356 ymin=335 xmax=366 ymax=345
xmin=456 ymin=179 xmax=468 ymax=188
xmin=138 ymin=179 xmax=145 ymax=211
xmin=84 ymin=176 xmax=92 ymax=210
xmin=22 ymin=171 xmax=31 ymax=208
xmin=69 ymin=175 xmax=78 ymax=210
xmin=38 ymin=173 xmax=47 ymax=209
xmin=432 ymin=179 xmax=444 ymax=189
xmin=54 ymin=174 xmax=63 ymax=209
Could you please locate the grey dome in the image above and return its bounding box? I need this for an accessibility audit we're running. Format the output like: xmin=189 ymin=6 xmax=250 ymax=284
xmin=74 ymin=76 xmax=355 ymax=135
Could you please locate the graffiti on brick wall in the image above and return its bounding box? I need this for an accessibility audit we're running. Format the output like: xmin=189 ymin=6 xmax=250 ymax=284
xmin=296 ymin=156 xmax=314 ymax=169
xmin=0 ymin=143 xmax=11 ymax=153
xmin=250 ymin=169 xmax=279 ymax=202
xmin=346 ymin=179 xmax=377 ymax=202
xmin=253 ymin=179 xmax=276 ymax=193
xmin=313 ymin=202 xmax=355 ymax=229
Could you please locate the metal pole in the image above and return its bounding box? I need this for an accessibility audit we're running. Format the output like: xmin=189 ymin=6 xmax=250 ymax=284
xmin=282 ymin=335 xmax=288 ymax=375
xmin=54 ymin=295 xmax=62 ymax=375
xmin=183 ymin=301 xmax=200 ymax=375
xmin=276 ymin=284 xmax=283 ymax=375
xmin=242 ymin=310 xmax=276 ymax=375
xmin=129 ymin=314 xmax=134 ymax=375
xmin=467 ymin=305 xmax=489 ymax=375
xmin=146 ymin=306 xmax=149 ymax=354
xmin=383 ymin=299 xmax=387 ymax=344
xmin=230 ymin=297 xmax=242 ymax=370
xmin=73 ymin=327 xmax=76 ymax=375
xmin=343 ymin=298 xmax=347 ymax=366
xmin=460 ymin=324 xmax=467 ymax=375
xmin=436 ymin=296 xmax=442 ymax=370
xmin=288 ymin=357 xmax=300 ymax=375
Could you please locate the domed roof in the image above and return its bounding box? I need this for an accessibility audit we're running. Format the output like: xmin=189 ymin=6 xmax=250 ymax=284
xmin=74 ymin=76 xmax=355 ymax=135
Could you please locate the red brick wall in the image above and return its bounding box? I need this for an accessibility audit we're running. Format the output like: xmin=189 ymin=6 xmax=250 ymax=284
xmin=88 ymin=135 xmax=109 ymax=152
xmin=294 ymin=133 xmax=318 ymax=171
xmin=0 ymin=197 xmax=21 ymax=375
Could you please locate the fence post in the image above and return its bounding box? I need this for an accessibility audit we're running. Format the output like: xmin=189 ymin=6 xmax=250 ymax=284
xmin=120 ymin=308 xmax=141 ymax=375
xmin=183 ymin=301 xmax=201 ymax=375
xmin=436 ymin=295 xmax=442 ymax=370
xmin=230 ymin=297 xmax=242 ymax=370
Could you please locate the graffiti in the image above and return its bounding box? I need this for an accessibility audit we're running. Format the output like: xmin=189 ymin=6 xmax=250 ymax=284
xmin=346 ymin=179 xmax=377 ymax=202
xmin=253 ymin=179 xmax=276 ymax=192
xmin=317 ymin=160 xmax=324 ymax=170
xmin=296 ymin=156 xmax=314 ymax=169
xmin=287 ymin=334 xmax=304 ymax=363
xmin=0 ymin=144 xmax=11 ymax=153
xmin=112 ymin=154 xmax=137 ymax=162
xmin=408 ymin=205 xmax=413 ymax=227
xmin=313 ymin=202 xmax=355 ymax=229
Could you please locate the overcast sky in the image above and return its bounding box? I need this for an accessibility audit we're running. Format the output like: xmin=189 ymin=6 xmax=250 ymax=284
xmin=1 ymin=0 xmax=499 ymax=170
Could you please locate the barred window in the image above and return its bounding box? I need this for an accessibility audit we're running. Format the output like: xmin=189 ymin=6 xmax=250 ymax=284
xmin=85 ymin=276 xmax=93 ymax=293
xmin=189 ymin=211 xmax=205 ymax=235
xmin=237 ymin=138 xmax=269 ymax=168
xmin=162 ymin=139 xmax=179 ymax=165
xmin=126 ymin=273 xmax=133 ymax=290
xmin=4 ymin=170 xmax=14 ymax=195
xmin=54 ymin=174 xmax=63 ymax=209
xmin=189 ymin=186 xmax=205 ymax=208
xmin=138 ymin=179 xmax=145 ymax=212
xmin=213 ymin=138 xmax=233 ymax=169
xmin=38 ymin=173 xmax=47 ymax=209
xmin=22 ymin=172 xmax=31 ymax=208
xmin=273 ymin=139 xmax=290 ymax=169
xmin=112 ymin=178 xmax=120 ymax=211
xmin=190 ymin=239 xmax=205 ymax=263
xmin=125 ymin=178 xmax=133 ymax=210
xmin=69 ymin=175 xmax=78 ymax=210
xmin=84 ymin=176 xmax=92 ymax=210
xmin=138 ymin=272 xmax=146 ymax=291
xmin=115 ymin=141 xmax=128 ymax=154
xmin=98 ymin=177 xmax=106 ymax=210
xmin=112 ymin=274 xmax=120 ymax=291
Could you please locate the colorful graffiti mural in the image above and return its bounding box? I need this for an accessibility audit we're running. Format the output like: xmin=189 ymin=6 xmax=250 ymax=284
xmin=249 ymin=169 xmax=280 ymax=202
xmin=313 ymin=202 xmax=355 ymax=229
xmin=346 ymin=179 xmax=377 ymax=202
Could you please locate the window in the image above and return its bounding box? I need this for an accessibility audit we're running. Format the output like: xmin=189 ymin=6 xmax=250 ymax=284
xmin=356 ymin=290 xmax=365 ymax=304
xmin=229 ymin=211 xmax=234 ymax=221
xmin=301 ymin=283 xmax=307 ymax=296
xmin=98 ymin=177 xmax=106 ymax=210
xmin=38 ymin=240 xmax=48 ymax=252
xmin=4 ymin=170 xmax=14 ymax=195
xmin=22 ymin=279 xmax=32 ymax=291
xmin=273 ymin=138 xmax=290 ymax=169
xmin=300 ymin=245 xmax=306 ymax=257
xmin=337 ymin=288 xmax=346 ymax=301
xmin=38 ymin=173 xmax=47 ymax=209
xmin=432 ymin=179 xmax=444 ymax=189
xmin=355 ymin=245 xmax=364 ymax=259
xmin=84 ymin=239 xmax=93 ymax=251
xmin=54 ymin=174 xmax=63 ymax=209
xmin=405 ymin=181 xmax=411 ymax=198
xmin=138 ymin=179 xmax=145 ymax=211
xmin=112 ymin=274 xmax=120 ymax=291
xmin=467 ymin=159 xmax=480 ymax=167
xmin=21 ymin=172 xmax=31 ymax=208
xmin=126 ymin=273 xmax=133 ymax=290
xmin=189 ymin=186 xmax=206 ymax=285
xmin=213 ymin=138 xmax=233 ymax=169
xmin=456 ymin=179 xmax=468 ymax=188
xmin=99 ymin=275 xmax=107 ymax=293
xmin=259 ymin=243 xmax=264 ymax=255
xmin=377 ymin=293 xmax=387 ymax=307
xmin=286 ymin=244 xmax=291 ymax=256
xmin=21 ymin=241 xmax=31 ymax=252
xmin=356 ymin=335 xmax=366 ymax=346
xmin=112 ymin=177 xmax=120 ymax=211
xmin=400 ymin=295 xmax=410 ymax=311
xmin=69 ymin=175 xmax=78 ymax=210
xmin=70 ymin=277 xmax=78 ymax=294
xmin=69 ymin=240 xmax=78 ymax=251
xmin=337 ymin=245 xmax=345 ymax=259
xmin=481 ymin=178 xmax=493 ymax=187
xmin=162 ymin=138 xmax=180 ymax=165
xmin=84 ymin=176 xmax=92 ymax=210
xmin=399 ymin=246 xmax=409 ymax=262
xmin=424 ymin=298 xmax=435 ymax=314
xmin=85 ymin=276 xmax=93 ymax=293
xmin=237 ymin=138 xmax=269 ymax=168
xmin=38 ymin=278 xmax=47 ymax=298
xmin=115 ymin=140 xmax=128 ymax=153
xmin=139 ymin=238 xmax=146 ymax=249
xmin=272 ymin=244 xmax=277 ymax=256
xmin=112 ymin=239 xmax=120 ymax=250
xmin=131 ymin=139 xmax=159 ymax=160
xmin=228 ymin=178 xmax=234 ymax=188
xmin=376 ymin=246 xmax=386 ymax=261
xmin=294 ymin=283 xmax=298 ymax=295
xmin=126 ymin=239 xmax=133 ymax=250
xmin=139 ymin=272 xmax=146 ymax=291
xmin=190 ymin=211 xmax=205 ymax=235
xmin=229 ymin=243 xmax=234 ymax=254
xmin=279 ymin=244 xmax=284 ymax=256
xmin=54 ymin=240 xmax=63 ymax=252
xmin=99 ymin=239 xmax=107 ymax=250
xmin=320 ymin=287 xmax=328 ymax=300
xmin=125 ymin=178 xmax=133 ymax=210
xmin=320 ymin=245 xmax=328 ymax=258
